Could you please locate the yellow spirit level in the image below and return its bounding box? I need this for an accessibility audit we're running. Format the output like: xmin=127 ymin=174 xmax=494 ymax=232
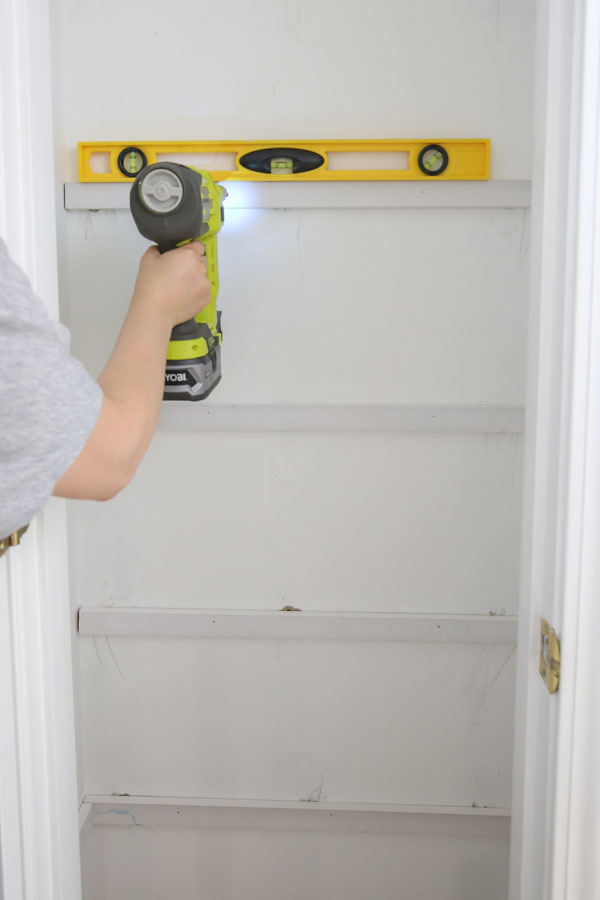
xmin=79 ymin=139 xmax=490 ymax=183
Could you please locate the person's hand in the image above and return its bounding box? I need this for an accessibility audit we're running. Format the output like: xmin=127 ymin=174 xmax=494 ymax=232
xmin=131 ymin=241 xmax=211 ymax=326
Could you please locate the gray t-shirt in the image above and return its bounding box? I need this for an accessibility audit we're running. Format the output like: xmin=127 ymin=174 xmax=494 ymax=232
xmin=0 ymin=238 xmax=102 ymax=536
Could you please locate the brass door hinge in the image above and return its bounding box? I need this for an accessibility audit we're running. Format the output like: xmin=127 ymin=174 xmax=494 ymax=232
xmin=0 ymin=525 xmax=29 ymax=560
xmin=540 ymin=618 xmax=561 ymax=694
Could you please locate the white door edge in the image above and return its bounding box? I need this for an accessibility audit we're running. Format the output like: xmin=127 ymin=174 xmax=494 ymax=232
xmin=510 ymin=0 xmax=600 ymax=897
xmin=0 ymin=0 xmax=82 ymax=897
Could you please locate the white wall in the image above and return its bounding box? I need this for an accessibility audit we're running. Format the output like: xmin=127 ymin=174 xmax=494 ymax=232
xmin=82 ymin=825 xmax=511 ymax=900
xmin=53 ymin=0 xmax=532 ymax=182
xmin=50 ymin=0 xmax=533 ymax=897
xmin=81 ymin=638 xmax=515 ymax=805
xmin=61 ymin=206 xmax=528 ymax=405
xmin=70 ymin=429 xmax=523 ymax=614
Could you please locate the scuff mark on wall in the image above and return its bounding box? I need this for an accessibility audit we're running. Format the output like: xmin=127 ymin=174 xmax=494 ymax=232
xmin=95 ymin=807 xmax=142 ymax=827
xmin=101 ymin=575 xmax=131 ymax=605
xmin=301 ymin=769 xmax=328 ymax=803
xmin=105 ymin=636 xmax=125 ymax=679
xmin=92 ymin=636 xmax=104 ymax=667
xmin=463 ymin=644 xmax=516 ymax=718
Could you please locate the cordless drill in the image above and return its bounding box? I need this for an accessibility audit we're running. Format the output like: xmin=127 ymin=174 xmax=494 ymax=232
xmin=130 ymin=162 xmax=227 ymax=401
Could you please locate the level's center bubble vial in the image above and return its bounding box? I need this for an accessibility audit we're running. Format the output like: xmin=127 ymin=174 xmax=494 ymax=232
xmin=270 ymin=157 xmax=295 ymax=175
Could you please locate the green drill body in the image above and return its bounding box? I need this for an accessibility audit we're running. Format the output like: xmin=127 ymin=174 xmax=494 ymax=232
xmin=130 ymin=162 xmax=226 ymax=401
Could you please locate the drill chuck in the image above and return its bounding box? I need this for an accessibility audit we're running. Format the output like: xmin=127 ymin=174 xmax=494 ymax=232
xmin=139 ymin=167 xmax=184 ymax=214
xmin=131 ymin=162 xmax=211 ymax=252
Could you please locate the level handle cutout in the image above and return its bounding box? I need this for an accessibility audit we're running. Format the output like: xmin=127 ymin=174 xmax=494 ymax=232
xmin=155 ymin=152 xmax=238 ymax=171
xmin=88 ymin=152 xmax=112 ymax=175
xmin=327 ymin=151 xmax=409 ymax=171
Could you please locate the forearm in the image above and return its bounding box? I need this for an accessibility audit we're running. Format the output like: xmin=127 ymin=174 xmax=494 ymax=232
xmin=53 ymin=242 xmax=209 ymax=502
xmin=98 ymin=297 xmax=172 ymax=469
xmin=53 ymin=299 xmax=172 ymax=500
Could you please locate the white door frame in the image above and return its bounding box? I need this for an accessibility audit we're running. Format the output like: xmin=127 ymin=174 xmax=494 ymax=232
xmin=510 ymin=0 xmax=600 ymax=897
xmin=2 ymin=0 xmax=599 ymax=897
xmin=0 ymin=0 xmax=82 ymax=897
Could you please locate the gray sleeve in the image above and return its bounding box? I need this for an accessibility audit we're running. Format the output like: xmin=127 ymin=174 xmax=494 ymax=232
xmin=0 ymin=239 xmax=103 ymax=536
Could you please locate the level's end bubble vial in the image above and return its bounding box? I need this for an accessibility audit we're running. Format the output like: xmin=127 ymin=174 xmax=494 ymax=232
xmin=424 ymin=151 xmax=442 ymax=171
xmin=118 ymin=146 xmax=148 ymax=177
xmin=126 ymin=152 xmax=144 ymax=174
xmin=417 ymin=144 xmax=449 ymax=177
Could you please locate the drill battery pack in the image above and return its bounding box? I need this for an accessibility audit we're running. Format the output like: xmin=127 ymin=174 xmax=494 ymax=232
xmin=164 ymin=313 xmax=223 ymax=401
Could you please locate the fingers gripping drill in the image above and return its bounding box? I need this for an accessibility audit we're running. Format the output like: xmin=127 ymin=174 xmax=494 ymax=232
xmin=130 ymin=162 xmax=227 ymax=401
